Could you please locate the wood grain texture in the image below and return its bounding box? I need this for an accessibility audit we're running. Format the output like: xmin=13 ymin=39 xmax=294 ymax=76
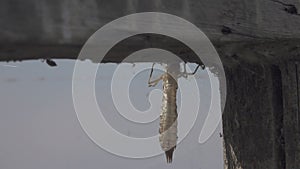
xmin=1 ymin=0 xmax=300 ymax=62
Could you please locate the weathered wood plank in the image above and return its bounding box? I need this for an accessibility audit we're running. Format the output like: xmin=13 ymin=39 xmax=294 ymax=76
xmin=223 ymin=63 xmax=281 ymax=169
xmin=1 ymin=0 xmax=300 ymax=44
xmin=281 ymin=61 xmax=300 ymax=169
xmin=1 ymin=0 xmax=300 ymax=63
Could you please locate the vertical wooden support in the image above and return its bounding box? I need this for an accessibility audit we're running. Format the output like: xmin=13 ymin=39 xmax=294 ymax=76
xmin=223 ymin=63 xmax=283 ymax=169
xmin=281 ymin=62 xmax=300 ymax=169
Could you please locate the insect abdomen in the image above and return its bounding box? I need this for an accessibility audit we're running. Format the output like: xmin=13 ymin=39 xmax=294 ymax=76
xmin=159 ymin=74 xmax=178 ymax=163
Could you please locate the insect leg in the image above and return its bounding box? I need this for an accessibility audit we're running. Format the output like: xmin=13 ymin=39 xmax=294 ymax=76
xmin=186 ymin=64 xmax=201 ymax=75
xmin=148 ymin=63 xmax=163 ymax=87
xmin=180 ymin=63 xmax=202 ymax=78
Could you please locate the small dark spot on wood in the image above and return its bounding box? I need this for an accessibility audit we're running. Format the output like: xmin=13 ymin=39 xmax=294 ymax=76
xmin=290 ymin=46 xmax=298 ymax=51
xmin=232 ymin=54 xmax=238 ymax=59
xmin=284 ymin=5 xmax=298 ymax=15
xmin=221 ymin=26 xmax=232 ymax=35
xmin=145 ymin=35 xmax=151 ymax=40
xmin=271 ymin=0 xmax=299 ymax=15
xmin=45 ymin=59 xmax=57 ymax=67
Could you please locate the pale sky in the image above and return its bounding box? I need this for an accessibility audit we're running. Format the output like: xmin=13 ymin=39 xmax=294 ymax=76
xmin=0 ymin=60 xmax=223 ymax=169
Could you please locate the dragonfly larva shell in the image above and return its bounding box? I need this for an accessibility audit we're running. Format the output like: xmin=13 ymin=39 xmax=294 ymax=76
xmin=159 ymin=72 xmax=178 ymax=163
xmin=150 ymin=62 xmax=199 ymax=163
